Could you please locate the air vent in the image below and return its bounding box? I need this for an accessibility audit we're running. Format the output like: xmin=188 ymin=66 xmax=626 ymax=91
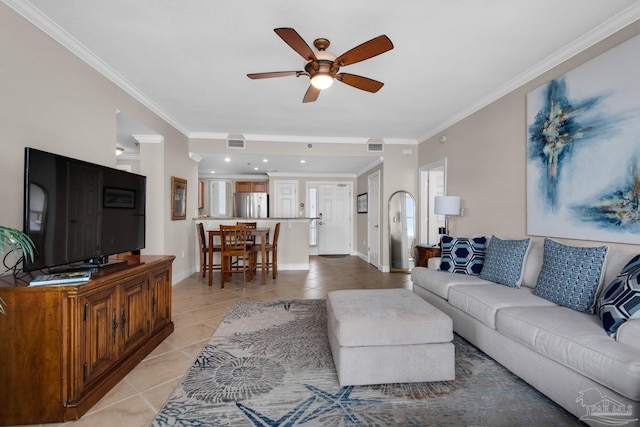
xmin=367 ymin=142 xmax=384 ymax=152
xmin=227 ymin=139 xmax=245 ymax=149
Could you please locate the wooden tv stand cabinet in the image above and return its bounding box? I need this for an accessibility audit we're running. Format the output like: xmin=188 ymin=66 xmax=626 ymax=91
xmin=0 ymin=255 xmax=175 ymax=426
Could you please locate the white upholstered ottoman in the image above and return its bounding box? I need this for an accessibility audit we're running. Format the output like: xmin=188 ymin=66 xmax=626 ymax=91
xmin=326 ymin=288 xmax=455 ymax=386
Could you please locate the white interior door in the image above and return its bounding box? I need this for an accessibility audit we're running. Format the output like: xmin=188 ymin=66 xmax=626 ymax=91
xmin=367 ymin=171 xmax=380 ymax=267
xmin=318 ymin=183 xmax=351 ymax=255
xmin=273 ymin=180 xmax=298 ymax=218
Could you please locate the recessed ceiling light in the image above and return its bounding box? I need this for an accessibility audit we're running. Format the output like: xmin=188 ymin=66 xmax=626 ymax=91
xmin=210 ymin=170 xmax=215 ymax=174
xmin=224 ymin=157 xmax=231 ymax=162
xmin=263 ymin=158 xmax=268 ymax=163
xmin=254 ymin=167 xmax=259 ymax=170
xmin=300 ymin=159 xmax=306 ymax=164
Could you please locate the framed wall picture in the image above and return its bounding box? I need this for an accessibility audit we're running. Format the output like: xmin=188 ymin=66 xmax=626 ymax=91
xmin=171 ymin=176 xmax=187 ymax=220
xmin=357 ymin=193 xmax=368 ymax=214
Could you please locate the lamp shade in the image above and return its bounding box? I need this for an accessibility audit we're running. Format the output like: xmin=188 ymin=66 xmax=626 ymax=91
xmin=434 ymin=196 xmax=460 ymax=216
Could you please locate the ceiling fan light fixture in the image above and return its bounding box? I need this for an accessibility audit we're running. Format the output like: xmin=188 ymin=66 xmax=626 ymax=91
xmin=310 ymin=73 xmax=333 ymax=90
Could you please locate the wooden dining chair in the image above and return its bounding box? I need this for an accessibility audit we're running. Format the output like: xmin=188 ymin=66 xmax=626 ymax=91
xmin=220 ymin=224 xmax=254 ymax=288
xmin=264 ymin=222 xmax=280 ymax=279
xmin=237 ymin=221 xmax=258 ymax=270
xmin=196 ymin=223 xmax=221 ymax=284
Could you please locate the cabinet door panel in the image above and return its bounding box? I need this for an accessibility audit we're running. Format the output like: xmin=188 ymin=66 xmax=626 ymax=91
xmin=150 ymin=267 xmax=171 ymax=332
xmin=82 ymin=287 xmax=118 ymax=386
xmin=119 ymin=277 xmax=149 ymax=355
xmin=235 ymin=181 xmax=252 ymax=192
xmin=252 ymin=181 xmax=268 ymax=192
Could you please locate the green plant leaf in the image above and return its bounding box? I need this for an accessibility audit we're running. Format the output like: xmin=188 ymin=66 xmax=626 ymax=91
xmin=0 ymin=226 xmax=36 ymax=262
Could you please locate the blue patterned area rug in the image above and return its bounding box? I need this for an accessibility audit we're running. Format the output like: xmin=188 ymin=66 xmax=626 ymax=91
xmin=152 ymin=300 xmax=583 ymax=426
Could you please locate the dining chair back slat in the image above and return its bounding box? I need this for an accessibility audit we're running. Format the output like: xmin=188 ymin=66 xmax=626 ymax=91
xmin=220 ymin=224 xmax=253 ymax=287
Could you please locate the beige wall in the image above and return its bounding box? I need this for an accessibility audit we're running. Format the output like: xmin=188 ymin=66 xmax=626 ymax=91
xmin=418 ymin=20 xmax=640 ymax=253
xmin=0 ymin=5 xmax=198 ymax=281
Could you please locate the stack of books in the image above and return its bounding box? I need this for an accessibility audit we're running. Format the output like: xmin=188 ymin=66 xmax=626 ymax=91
xmin=29 ymin=271 xmax=92 ymax=286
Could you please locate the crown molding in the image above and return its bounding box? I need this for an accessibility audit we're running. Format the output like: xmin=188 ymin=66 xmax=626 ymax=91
xmin=199 ymin=173 xmax=268 ymax=180
xmin=243 ymin=134 xmax=370 ymax=144
xmin=382 ymin=138 xmax=418 ymax=145
xmin=418 ymin=2 xmax=640 ymax=143
xmin=4 ymin=0 xmax=191 ymax=137
xmin=132 ymin=134 xmax=164 ymax=144
xmin=189 ymin=132 xmax=230 ymax=140
xmin=266 ymin=171 xmax=356 ymax=178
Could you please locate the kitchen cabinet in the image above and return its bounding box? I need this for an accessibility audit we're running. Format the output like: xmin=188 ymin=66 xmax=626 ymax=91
xmin=235 ymin=181 xmax=267 ymax=193
xmin=0 ymin=255 xmax=174 ymax=425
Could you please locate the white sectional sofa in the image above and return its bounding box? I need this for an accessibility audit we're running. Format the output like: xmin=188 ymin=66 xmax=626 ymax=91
xmin=411 ymin=239 xmax=640 ymax=426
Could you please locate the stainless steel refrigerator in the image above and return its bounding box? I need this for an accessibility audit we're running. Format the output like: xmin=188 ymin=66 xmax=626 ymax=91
xmin=233 ymin=193 xmax=268 ymax=218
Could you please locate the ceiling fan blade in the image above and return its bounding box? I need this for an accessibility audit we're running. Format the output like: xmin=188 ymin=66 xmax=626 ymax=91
xmin=336 ymin=73 xmax=384 ymax=93
xmin=334 ymin=35 xmax=393 ymax=66
xmin=303 ymin=85 xmax=321 ymax=103
xmin=247 ymin=71 xmax=301 ymax=79
xmin=274 ymin=28 xmax=317 ymax=61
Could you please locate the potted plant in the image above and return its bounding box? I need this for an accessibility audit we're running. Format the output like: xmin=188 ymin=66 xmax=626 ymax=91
xmin=0 ymin=226 xmax=35 ymax=315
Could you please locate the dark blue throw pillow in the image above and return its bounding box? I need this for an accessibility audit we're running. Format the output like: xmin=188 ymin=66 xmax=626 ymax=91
xmin=598 ymin=254 xmax=640 ymax=337
xmin=438 ymin=235 xmax=487 ymax=276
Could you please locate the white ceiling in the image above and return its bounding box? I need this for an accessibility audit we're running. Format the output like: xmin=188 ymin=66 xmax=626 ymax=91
xmin=7 ymin=0 xmax=640 ymax=175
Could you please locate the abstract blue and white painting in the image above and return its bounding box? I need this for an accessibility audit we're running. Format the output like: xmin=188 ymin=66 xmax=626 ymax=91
xmin=527 ymin=33 xmax=640 ymax=245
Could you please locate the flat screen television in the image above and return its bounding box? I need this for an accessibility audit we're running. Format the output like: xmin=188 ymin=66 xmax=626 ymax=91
xmin=23 ymin=147 xmax=146 ymax=272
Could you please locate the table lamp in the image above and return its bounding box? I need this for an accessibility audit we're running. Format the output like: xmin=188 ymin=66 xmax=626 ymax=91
xmin=434 ymin=195 xmax=460 ymax=237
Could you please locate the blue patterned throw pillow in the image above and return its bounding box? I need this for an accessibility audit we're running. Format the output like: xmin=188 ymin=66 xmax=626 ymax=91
xmin=479 ymin=236 xmax=531 ymax=288
xmin=438 ymin=235 xmax=487 ymax=275
xmin=598 ymin=254 xmax=640 ymax=337
xmin=533 ymin=238 xmax=608 ymax=314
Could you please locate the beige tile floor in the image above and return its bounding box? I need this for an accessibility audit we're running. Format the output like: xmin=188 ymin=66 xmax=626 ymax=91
xmin=22 ymin=255 xmax=412 ymax=427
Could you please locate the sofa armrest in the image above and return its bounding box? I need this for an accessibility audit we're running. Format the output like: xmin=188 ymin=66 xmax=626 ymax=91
xmin=616 ymin=318 xmax=640 ymax=350
xmin=427 ymin=257 xmax=441 ymax=270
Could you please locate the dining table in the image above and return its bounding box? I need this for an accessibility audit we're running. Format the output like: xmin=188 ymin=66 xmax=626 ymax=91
xmin=207 ymin=227 xmax=271 ymax=286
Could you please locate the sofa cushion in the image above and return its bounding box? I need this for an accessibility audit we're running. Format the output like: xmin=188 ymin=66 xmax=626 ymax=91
xmin=411 ymin=267 xmax=492 ymax=300
xmin=438 ymin=235 xmax=487 ymax=275
xmin=617 ymin=319 xmax=640 ymax=350
xmin=326 ymin=289 xmax=452 ymax=347
xmin=533 ymin=238 xmax=608 ymax=314
xmin=447 ymin=284 xmax=557 ymax=329
xmin=598 ymin=254 xmax=640 ymax=337
xmin=479 ymin=236 xmax=531 ymax=288
xmin=496 ymin=306 xmax=640 ymax=400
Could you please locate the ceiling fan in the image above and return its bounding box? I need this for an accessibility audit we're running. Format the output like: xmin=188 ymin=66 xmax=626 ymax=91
xmin=247 ymin=28 xmax=394 ymax=103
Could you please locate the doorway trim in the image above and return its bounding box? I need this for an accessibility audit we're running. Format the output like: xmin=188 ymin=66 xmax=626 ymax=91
xmin=367 ymin=170 xmax=381 ymax=270
xmin=419 ymin=158 xmax=447 ymax=245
